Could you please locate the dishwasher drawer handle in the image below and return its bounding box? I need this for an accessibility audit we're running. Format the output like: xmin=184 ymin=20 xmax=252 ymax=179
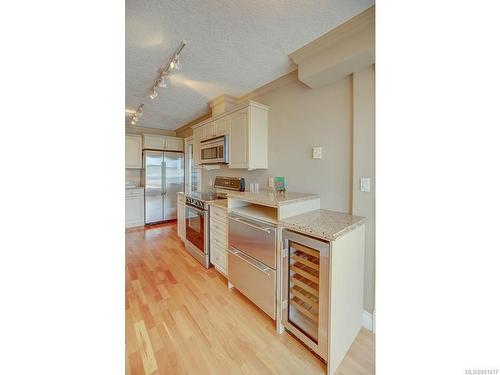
xmin=229 ymin=247 xmax=271 ymax=275
xmin=230 ymin=216 xmax=274 ymax=234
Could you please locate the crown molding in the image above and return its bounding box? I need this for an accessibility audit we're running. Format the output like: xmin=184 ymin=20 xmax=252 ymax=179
xmin=125 ymin=125 xmax=176 ymax=137
xmin=174 ymin=113 xmax=212 ymax=137
xmin=289 ymin=6 xmax=375 ymax=65
xmin=208 ymin=94 xmax=238 ymax=108
xmin=289 ymin=5 xmax=374 ymax=88
xmin=238 ymin=69 xmax=299 ymax=102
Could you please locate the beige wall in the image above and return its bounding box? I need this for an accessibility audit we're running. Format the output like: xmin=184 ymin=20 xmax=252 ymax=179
xmin=352 ymin=65 xmax=375 ymax=313
xmin=202 ymin=76 xmax=353 ymax=213
xmin=200 ymin=67 xmax=375 ymax=313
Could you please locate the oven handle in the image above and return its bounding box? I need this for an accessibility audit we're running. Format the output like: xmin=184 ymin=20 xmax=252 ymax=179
xmin=229 ymin=215 xmax=275 ymax=234
xmin=185 ymin=203 xmax=205 ymax=214
xmin=229 ymin=247 xmax=271 ymax=275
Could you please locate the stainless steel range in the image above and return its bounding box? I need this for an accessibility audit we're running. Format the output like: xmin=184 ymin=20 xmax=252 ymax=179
xmin=184 ymin=176 xmax=245 ymax=268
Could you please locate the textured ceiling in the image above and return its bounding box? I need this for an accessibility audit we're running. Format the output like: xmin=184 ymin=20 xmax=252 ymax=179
xmin=126 ymin=0 xmax=374 ymax=130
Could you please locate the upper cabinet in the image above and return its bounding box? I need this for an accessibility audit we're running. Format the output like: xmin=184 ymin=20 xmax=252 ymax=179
xmin=228 ymin=102 xmax=269 ymax=169
xmin=192 ymin=101 xmax=269 ymax=170
xmin=203 ymin=122 xmax=216 ymax=140
xmin=215 ymin=118 xmax=229 ymax=136
xmin=125 ymin=135 xmax=142 ymax=169
xmin=143 ymin=134 xmax=184 ymax=152
xmin=192 ymin=127 xmax=202 ymax=167
xmin=228 ymin=110 xmax=248 ymax=168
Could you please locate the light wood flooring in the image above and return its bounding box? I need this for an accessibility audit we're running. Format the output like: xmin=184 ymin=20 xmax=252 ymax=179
xmin=126 ymin=222 xmax=374 ymax=375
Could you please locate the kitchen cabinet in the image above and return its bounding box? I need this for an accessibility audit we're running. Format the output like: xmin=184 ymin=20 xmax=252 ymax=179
xmin=192 ymin=127 xmax=202 ymax=167
xmin=229 ymin=103 xmax=268 ymax=169
xmin=177 ymin=193 xmax=185 ymax=240
xmin=215 ymin=118 xmax=229 ymax=136
xmin=191 ymin=101 xmax=269 ymax=170
xmin=209 ymin=205 xmax=228 ymax=275
xmin=228 ymin=109 xmax=248 ymax=168
xmin=125 ymin=135 xmax=142 ymax=169
xmin=143 ymin=134 xmax=184 ymax=152
xmin=125 ymin=188 xmax=144 ymax=228
xmin=203 ymin=122 xmax=216 ymax=140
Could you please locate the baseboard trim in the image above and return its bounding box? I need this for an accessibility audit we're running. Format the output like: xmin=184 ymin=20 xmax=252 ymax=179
xmin=362 ymin=310 xmax=373 ymax=332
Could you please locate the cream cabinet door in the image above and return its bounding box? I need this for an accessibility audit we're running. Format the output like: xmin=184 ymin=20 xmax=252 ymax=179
xmin=204 ymin=122 xmax=216 ymax=140
xmin=215 ymin=118 xmax=229 ymax=136
xmin=143 ymin=135 xmax=165 ymax=149
xmin=229 ymin=110 xmax=248 ymax=168
xmin=165 ymin=137 xmax=184 ymax=151
xmin=125 ymin=195 xmax=144 ymax=228
xmin=125 ymin=135 xmax=142 ymax=169
xmin=192 ymin=127 xmax=202 ymax=167
xmin=177 ymin=201 xmax=185 ymax=240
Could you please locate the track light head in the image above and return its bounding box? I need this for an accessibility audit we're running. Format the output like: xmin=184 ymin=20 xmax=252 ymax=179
xmin=150 ymin=88 xmax=158 ymax=99
xmin=158 ymin=74 xmax=167 ymax=88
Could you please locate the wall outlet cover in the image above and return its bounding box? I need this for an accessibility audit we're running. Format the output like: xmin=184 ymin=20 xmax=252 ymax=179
xmin=313 ymin=147 xmax=322 ymax=159
xmin=360 ymin=177 xmax=371 ymax=192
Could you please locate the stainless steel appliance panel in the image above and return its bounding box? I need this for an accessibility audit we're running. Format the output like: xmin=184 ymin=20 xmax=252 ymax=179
xmin=228 ymin=213 xmax=276 ymax=268
xmin=144 ymin=151 xmax=163 ymax=223
xmin=200 ymin=135 xmax=228 ymax=164
xmin=163 ymin=151 xmax=184 ymax=220
xmin=228 ymin=247 xmax=276 ymax=318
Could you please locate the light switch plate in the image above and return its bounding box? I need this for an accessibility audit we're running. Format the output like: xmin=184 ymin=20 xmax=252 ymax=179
xmin=313 ymin=147 xmax=322 ymax=159
xmin=360 ymin=177 xmax=371 ymax=192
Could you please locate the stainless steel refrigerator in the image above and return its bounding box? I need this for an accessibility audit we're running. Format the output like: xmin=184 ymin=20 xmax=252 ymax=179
xmin=144 ymin=150 xmax=184 ymax=224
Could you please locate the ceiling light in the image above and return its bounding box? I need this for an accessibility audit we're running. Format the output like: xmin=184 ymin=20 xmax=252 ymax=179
xmin=158 ymin=74 xmax=167 ymax=88
xmin=136 ymin=103 xmax=144 ymax=117
xmin=173 ymin=55 xmax=180 ymax=70
xmin=148 ymin=40 xmax=187 ymax=99
xmin=150 ymin=87 xmax=158 ymax=99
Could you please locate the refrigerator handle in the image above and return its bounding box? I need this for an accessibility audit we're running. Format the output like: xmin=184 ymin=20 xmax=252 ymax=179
xmin=161 ymin=161 xmax=166 ymax=195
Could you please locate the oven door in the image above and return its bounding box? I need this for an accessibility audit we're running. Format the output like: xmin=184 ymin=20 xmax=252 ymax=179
xmin=185 ymin=204 xmax=206 ymax=254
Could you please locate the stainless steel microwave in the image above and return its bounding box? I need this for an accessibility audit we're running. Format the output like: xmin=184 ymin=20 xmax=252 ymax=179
xmin=200 ymin=135 xmax=228 ymax=164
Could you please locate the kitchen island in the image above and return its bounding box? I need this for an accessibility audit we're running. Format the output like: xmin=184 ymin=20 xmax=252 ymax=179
xmin=221 ymin=190 xmax=366 ymax=375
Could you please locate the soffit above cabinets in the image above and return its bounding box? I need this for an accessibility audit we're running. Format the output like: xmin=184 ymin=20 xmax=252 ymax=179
xmin=126 ymin=0 xmax=374 ymax=130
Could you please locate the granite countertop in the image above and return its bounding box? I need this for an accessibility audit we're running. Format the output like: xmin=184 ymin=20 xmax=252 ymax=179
xmin=208 ymin=199 xmax=228 ymax=210
xmin=279 ymin=209 xmax=366 ymax=242
xmin=226 ymin=190 xmax=319 ymax=208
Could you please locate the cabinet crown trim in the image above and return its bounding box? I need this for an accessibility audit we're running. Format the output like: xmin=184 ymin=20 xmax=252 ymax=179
xmin=192 ymin=100 xmax=269 ymax=130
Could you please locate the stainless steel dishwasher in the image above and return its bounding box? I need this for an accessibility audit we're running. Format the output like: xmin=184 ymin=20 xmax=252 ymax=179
xmin=228 ymin=212 xmax=277 ymax=319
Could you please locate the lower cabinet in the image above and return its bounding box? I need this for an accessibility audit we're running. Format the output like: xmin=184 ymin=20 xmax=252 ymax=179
xmin=125 ymin=189 xmax=144 ymax=228
xmin=209 ymin=205 xmax=228 ymax=275
xmin=177 ymin=194 xmax=185 ymax=240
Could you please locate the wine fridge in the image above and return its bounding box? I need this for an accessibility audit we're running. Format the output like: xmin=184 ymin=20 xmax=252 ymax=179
xmin=282 ymin=229 xmax=330 ymax=361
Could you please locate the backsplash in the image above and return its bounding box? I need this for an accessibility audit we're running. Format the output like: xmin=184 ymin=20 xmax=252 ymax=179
xmin=201 ymin=165 xmax=270 ymax=191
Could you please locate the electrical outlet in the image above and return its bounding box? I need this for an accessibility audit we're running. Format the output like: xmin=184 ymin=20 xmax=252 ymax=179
xmin=269 ymin=177 xmax=274 ymax=188
xmin=313 ymin=147 xmax=322 ymax=159
xmin=360 ymin=177 xmax=371 ymax=192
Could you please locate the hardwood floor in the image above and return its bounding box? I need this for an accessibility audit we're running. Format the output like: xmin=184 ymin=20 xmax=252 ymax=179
xmin=126 ymin=222 xmax=374 ymax=375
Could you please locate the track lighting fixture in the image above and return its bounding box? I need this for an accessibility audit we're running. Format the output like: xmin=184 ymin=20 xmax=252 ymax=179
xmin=136 ymin=103 xmax=144 ymax=117
xmin=127 ymin=103 xmax=144 ymax=126
xmin=158 ymin=73 xmax=168 ymax=88
xmin=150 ymin=87 xmax=158 ymax=99
xmin=149 ymin=40 xmax=186 ymax=100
